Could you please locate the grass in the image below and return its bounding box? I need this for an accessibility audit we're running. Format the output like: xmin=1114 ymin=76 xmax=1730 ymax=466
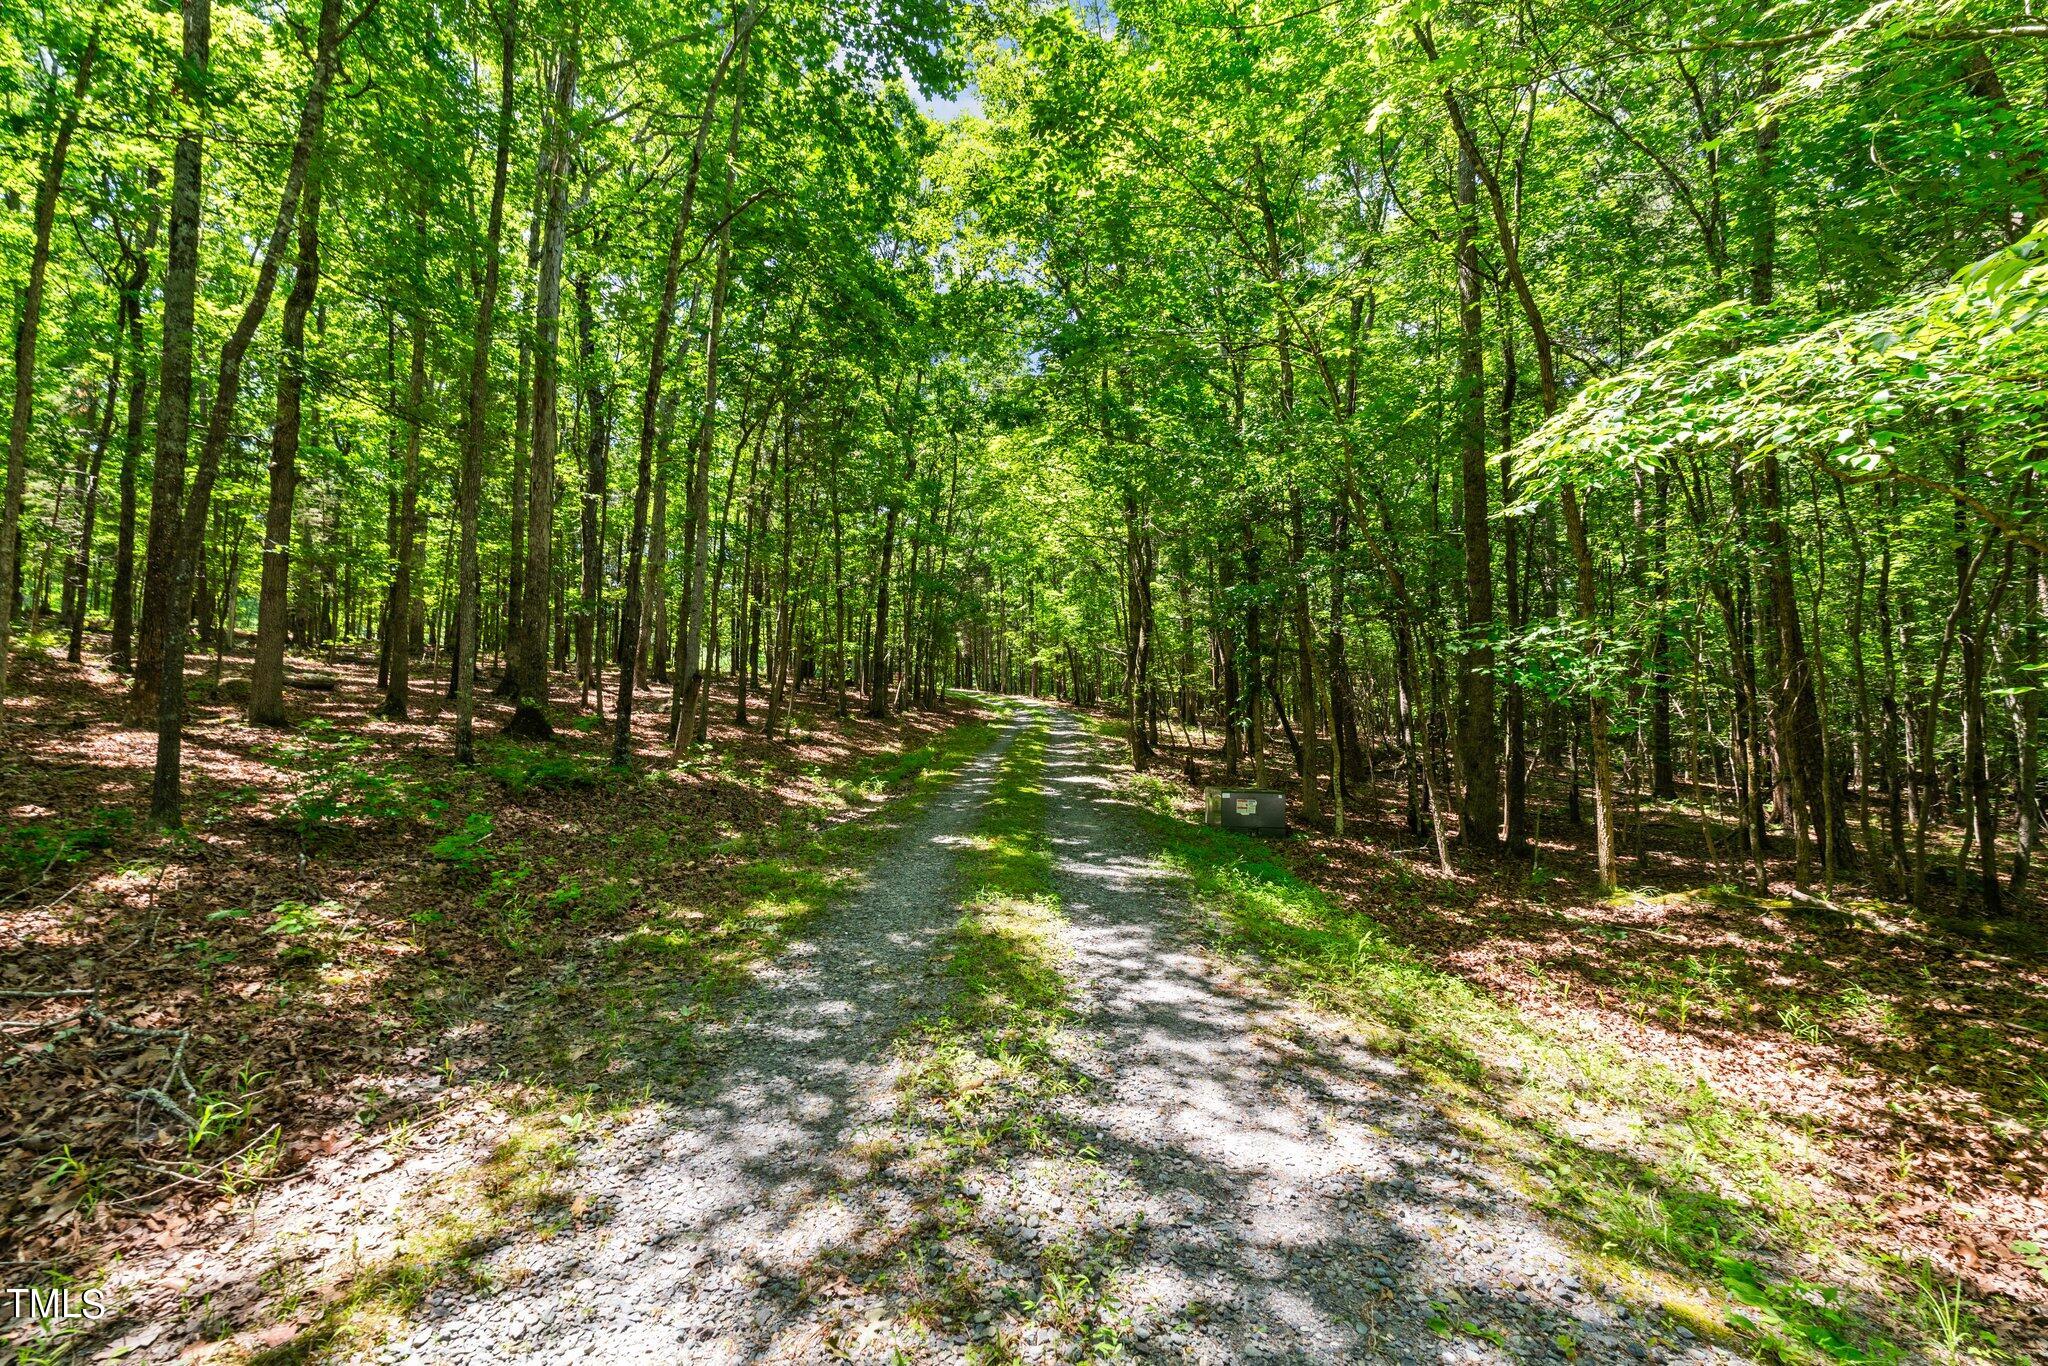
xmin=898 ymin=720 xmax=1081 ymax=1155
xmin=814 ymin=717 xmax=1137 ymax=1363
xmin=1092 ymin=746 xmax=1996 ymax=1364
xmin=563 ymin=713 xmax=1012 ymax=1085
xmin=241 ymin=1098 xmax=591 ymax=1365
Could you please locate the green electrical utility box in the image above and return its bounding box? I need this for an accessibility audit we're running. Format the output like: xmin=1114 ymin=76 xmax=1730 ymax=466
xmin=1204 ymin=788 xmax=1286 ymax=833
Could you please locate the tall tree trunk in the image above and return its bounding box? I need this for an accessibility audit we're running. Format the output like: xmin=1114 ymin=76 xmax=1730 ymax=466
xmin=506 ymin=43 xmax=577 ymax=737
xmin=109 ymin=193 xmax=159 ymax=675
xmin=1243 ymin=521 xmax=1267 ymax=788
xmin=0 ymin=30 xmax=98 ymax=715
xmin=1125 ymin=489 xmax=1157 ymax=770
xmin=135 ymin=0 xmax=208 ymax=765
xmin=1423 ymin=42 xmax=1615 ymax=887
xmin=249 ymin=173 xmax=323 ymax=724
xmin=150 ymin=0 xmax=346 ymax=824
xmin=64 ymin=328 xmax=121 ymax=662
xmin=1452 ymin=142 xmax=1497 ymax=850
xmin=734 ymin=419 xmax=765 ymax=725
xmin=381 ymin=306 xmax=428 ymax=719
xmin=1499 ymin=325 xmax=1529 ymax=849
xmin=674 ymin=82 xmax=746 ymax=752
xmin=454 ymin=0 xmax=517 ymax=764
xmin=614 ymin=0 xmax=761 ymax=749
xmin=1287 ymin=488 xmax=1321 ymax=818
xmin=1746 ymin=66 xmax=1852 ymax=875
xmin=1218 ymin=552 xmax=1242 ymax=781
xmin=1956 ymin=439 xmax=2005 ymax=915
xmin=2013 ymin=548 xmax=2046 ymax=895
xmin=764 ymin=414 xmax=795 ymax=739
xmin=830 ymin=443 xmax=848 ymax=719
xmin=572 ymin=274 xmax=607 ymax=710
xmin=1649 ymin=467 xmax=1677 ymax=798
xmin=864 ymin=439 xmax=907 ymax=720
xmin=495 ymin=176 xmax=543 ymax=697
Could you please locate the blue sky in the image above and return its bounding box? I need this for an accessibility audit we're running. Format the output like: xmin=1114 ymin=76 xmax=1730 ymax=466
xmin=912 ymin=78 xmax=984 ymax=122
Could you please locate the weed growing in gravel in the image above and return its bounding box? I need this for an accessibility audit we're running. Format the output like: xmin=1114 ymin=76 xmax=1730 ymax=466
xmin=875 ymin=723 xmax=1132 ymax=1357
xmin=242 ymin=1105 xmax=584 ymax=1365
xmin=900 ymin=724 xmax=1083 ymax=1139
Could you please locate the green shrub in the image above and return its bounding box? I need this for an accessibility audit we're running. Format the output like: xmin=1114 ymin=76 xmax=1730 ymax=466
xmin=1 ymin=811 xmax=132 ymax=880
xmin=276 ymin=721 xmax=417 ymax=839
xmin=429 ymin=812 xmax=497 ymax=873
xmin=483 ymin=749 xmax=603 ymax=796
xmin=267 ymin=899 xmax=339 ymax=967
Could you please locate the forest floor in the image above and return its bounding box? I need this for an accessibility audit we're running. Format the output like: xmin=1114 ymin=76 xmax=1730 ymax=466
xmin=2 ymin=649 xmax=2043 ymax=1364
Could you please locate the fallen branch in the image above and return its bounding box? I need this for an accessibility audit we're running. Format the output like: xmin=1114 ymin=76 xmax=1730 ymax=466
xmin=82 ymin=1008 xmax=199 ymax=1107
xmin=0 ymin=987 xmax=97 ymax=999
xmin=115 ymin=1125 xmax=291 ymax=1206
xmin=0 ymin=1010 xmax=86 ymax=1032
xmin=131 ymin=1087 xmax=197 ymax=1131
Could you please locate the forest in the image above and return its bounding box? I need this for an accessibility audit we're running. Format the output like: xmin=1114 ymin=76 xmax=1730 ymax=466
xmin=3 ymin=0 xmax=2047 ymax=1359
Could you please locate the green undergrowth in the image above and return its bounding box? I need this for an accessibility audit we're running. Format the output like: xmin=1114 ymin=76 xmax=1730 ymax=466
xmin=900 ymin=720 xmax=1083 ymax=1151
xmin=1092 ymin=735 xmax=1995 ymax=1364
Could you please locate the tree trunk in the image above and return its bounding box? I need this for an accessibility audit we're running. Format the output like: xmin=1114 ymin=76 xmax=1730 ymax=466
xmin=109 ymin=195 xmax=159 ymax=675
xmin=249 ymin=173 xmax=324 ymax=724
xmin=506 ymin=43 xmax=577 ymax=738
xmin=455 ymin=0 xmax=517 ymax=765
xmin=381 ymin=305 xmax=428 ymax=719
xmin=0 ymin=30 xmax=98 ymax=714
xmin=1424 ymin=47 xmax=1615 ymax=887
xmin=150 ymin=0 xmax=342 ymax=825
xmin=865 ymin=438 xmax=907 ymax=720
xmin=1452 ymin=142 xmax=1496 ymax=850
xmin=572 ymin=274 xmax=607 ymax=711
xmin=64 ymin=328 xmax=121 ymax=662
xmin=1287 ymin=488 xmax=1321 ymax=819
xmin=1498 ymin=326 xmax=1528 ymax=849
xmin=674 ymin=95 xmax=744 ymax=753
xmin=1125 ymin=490 xmax=1157 ymax=770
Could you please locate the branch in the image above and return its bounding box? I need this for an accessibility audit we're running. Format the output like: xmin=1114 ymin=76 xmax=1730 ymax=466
xmin=1644 ymin=21 xmax=2048 ymax=57
xmin=1805 ymin=453 xmax=2048 ymax=556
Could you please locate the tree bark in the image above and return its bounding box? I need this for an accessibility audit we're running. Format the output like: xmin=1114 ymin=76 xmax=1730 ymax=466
xmin=150 ymin=0 xmax=349 ymax=824
xmin=454 ymin=0 xmax=517 ymax=764
xmin=109 ymin=191 xmax=160 ymax=675
xmin=572 ymin=274 xmax=608 ymax=709
xmin=0 ymin=29 xmax=98 ymax=714
xmin=506 ymin=43 xmax=578 ymax=737
xmin=381 ymin=305 xmax=428 ymax=719
xmin=674 ymin=84 xmax=746 ymax=752
xmin=1422 ymin=36 xmax=1614 ymax=886
xmin=865 ymin=437 xmax=907 ymax=720
xmin=1452 ymin=142 xmax=1497 ymax=850
xmin=63 ymin=323 xmax=121 ymax=662
xmin=1287 ymin=488 xmax=1321 ymax=819
xmin=249 ymin=172 xmax=324 ymax=724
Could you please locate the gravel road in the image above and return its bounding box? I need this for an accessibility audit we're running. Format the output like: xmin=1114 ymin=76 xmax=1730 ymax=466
xmin=1024 ymin=704 xmax=1742 ymax=1365
xmin=344 ymin=703 xmax=1745 ymax=1366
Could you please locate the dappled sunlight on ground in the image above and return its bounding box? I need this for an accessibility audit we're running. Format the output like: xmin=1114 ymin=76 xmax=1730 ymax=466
xmin=0 ymin=635 xmax=988 ymax=1359
xmin=1144 ymin=725 xmax=2048 ymax=1351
